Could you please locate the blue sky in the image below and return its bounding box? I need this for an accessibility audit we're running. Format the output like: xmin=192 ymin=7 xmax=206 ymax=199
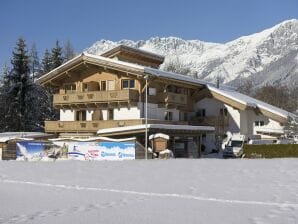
xmin=1 ymin=0 xmax=297 ymax=67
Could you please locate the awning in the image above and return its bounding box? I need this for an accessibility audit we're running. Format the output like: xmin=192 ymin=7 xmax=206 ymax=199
xmin=97 ymin=124 xmax=215 ymax=137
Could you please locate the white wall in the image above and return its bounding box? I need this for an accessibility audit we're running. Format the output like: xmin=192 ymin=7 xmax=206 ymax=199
xmin=113 ymin=107 xmax=141 ymax=120
xmin=146 ymin=103 xmax=180 ymax=121
xmin=196 ymin=98 xmax=223 ymax=116
xmin=60 ymin=109 xmax=74 ymax=121
xmin=86 ymin=110 xmax=93 ymax=121
xmin=195 ymin=98 xmax=241 ymax=133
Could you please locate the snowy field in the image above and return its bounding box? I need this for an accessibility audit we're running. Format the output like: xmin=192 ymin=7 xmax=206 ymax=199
xmin=0 ymin=159 xmax=298 ymax=224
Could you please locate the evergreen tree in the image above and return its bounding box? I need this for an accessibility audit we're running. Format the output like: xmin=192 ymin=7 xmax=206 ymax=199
xmin=51 ymin=40 xmax=64 ymax=68
xmin=41 ymin=49 xmax=52 ymax=75
xmin=63 ymin=40 xmax=76 ymax=62
xmin=0 ymin=64 xmax=10 ymax=131
xmin=1 ymin=38 xmax=57 ymax=132
xmin=5 ymin=37 xmax=31 ymax=131
xmin=29 ymin=43 xmax=41 ymax=81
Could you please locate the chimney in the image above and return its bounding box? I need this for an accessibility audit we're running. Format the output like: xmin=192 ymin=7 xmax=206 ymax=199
xmin=216 ymin=77 xmax=220 ymax=88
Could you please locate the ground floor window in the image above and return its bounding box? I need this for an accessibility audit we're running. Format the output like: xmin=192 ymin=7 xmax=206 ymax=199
xmin=179 ymin=112 xmax=188 ymax=121
xmin=108 ymin=109 xmax=114 ymax=120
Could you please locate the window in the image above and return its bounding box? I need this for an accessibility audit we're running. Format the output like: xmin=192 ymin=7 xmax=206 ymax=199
xmin=196 ymin=109 xmax=206 ymax=117
xmin=121 ymin=79 xmax=135 ymax=89
xmin=220 ymin=108 xmax=228 ymax=116
xmin=165 ymin=111 xmax=173 ymax=121
xmin=75 ymin=110 xmax=86 ymax=121
xmin=101 ymin=81 xmax=106 ymax=91
xmin=82 ymin=83 xmax=88 ymax=92
xmin=255 ymin=121 xmax=265 ymax=126
xmin=179 ymin=112 xmax=188 ymax=121
xmin=108 ymin=109 xmax=114 ymax=120
xmin=64 ymin=83 xmax=76 ymax=93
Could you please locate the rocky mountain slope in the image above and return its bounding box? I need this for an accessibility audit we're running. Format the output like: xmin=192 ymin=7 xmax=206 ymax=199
xmin=86 ymin=19 xmax=298 ymax=88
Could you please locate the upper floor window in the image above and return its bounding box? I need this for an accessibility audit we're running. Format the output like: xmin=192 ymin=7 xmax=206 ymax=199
xmin=122 ymin=79 xmax=135 ymax=89
xmin=165 ymin=111 xmax=173 ymax=121
xmin=64 ymin=83 xmax=76 ymax=94
xmin=255 ymin=121 xmax=265 ymax=126
xmin=82 ymin=83 xmax=88 ymax=92
xmin=101 ymin=81 xmax=107 ymax=91
xmin=196 ymin=109 xmax=206 ymax=117
xmin=220 ymin=108 xmax=228 ymax=116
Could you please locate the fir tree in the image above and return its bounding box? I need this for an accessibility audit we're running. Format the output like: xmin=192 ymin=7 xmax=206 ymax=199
xmin=1 ymin=38 xmax=56 ymax=132
xmin=0 ymin=64 xmax=10 ymax=131
xmin=51 ymin=40 xmax=64 ymax=69
xmin=6 ymin=37 xmax=31 ymax=131
xmin=63 ymin=40 xmax=76 ymax=62
xmin=41 ymin=49 xmax=52 ymax=75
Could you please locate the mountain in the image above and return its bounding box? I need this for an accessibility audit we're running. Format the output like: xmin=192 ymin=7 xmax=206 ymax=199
xmin=86 ymin=19 xmax=298 ymax=88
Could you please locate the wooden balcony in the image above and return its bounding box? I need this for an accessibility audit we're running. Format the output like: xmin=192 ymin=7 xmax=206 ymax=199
xmin=163 ymin=92 xmax=188 ymax=105
xmin=45 ymin=119 xmax=188 ymax=133
xmin=53 ymin=89 xmax=139 ymax=106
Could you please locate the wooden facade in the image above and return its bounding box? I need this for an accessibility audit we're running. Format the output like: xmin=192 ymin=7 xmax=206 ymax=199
xmin=37 ymin=45 xmax=288 ymax=140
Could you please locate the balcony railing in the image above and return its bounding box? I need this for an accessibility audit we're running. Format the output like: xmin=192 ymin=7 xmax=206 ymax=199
xmin=45 ymin=119 xmax=188 ymax=133
xmin=159 ymin=92 xmax=188 ymax=106
xmin=53 ymin=89 xmax=139 ymax=105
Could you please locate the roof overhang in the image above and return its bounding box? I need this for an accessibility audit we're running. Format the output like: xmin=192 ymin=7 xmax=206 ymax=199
xmin=97 ymin=124 xmax=215 ymax=137
xmin=207 ymin=85 xmax=292 ymax=124
xmin=36 ymin=53 xmax=145 ymax=86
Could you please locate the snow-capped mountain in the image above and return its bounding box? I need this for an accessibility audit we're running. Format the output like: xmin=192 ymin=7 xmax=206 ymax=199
xmin=86 ymin=19 xmax=298 ymax=88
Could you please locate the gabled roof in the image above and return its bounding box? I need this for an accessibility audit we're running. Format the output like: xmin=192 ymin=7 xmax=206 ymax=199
xmin=36 ymin=53 xmax=144 ymax=85
xmin=101 ymin=45 xmax=165 ymax=64
xmin=36 ymin=50 xmax=294 ymax=123
xmin=207 ymin=85 xmax=294 ymax=121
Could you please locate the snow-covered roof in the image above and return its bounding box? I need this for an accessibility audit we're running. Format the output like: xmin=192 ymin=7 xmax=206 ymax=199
xmin=149 ymin=133 xmax=170 ymax=140
xmin=97 ymin=124 xmax=215 ymax=135
xmin=101 ymin=44 xmax=165 ymax=61
xmin=35 ymin=46 xmax=294 ymax=123
xmin=0 ymin=132 xmax=52 ymax=143
xmin=49 ymin=136 xmax=136 ymax=142
xmin=207 ymin=85 xmax=293 ymax=119
xmin=36 ymin=53 xmax=144 ymax=85
xmin=144 ymin=67 xmax=209 ymax=86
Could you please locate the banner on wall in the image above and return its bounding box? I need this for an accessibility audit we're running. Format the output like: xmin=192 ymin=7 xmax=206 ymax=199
xmin=16 ymin=141 xmax=68 ymax=161
xmin=54 ymin=141 xmax=135 ymax=160
xmin=16 ymin=141 xmax=135 ymax=161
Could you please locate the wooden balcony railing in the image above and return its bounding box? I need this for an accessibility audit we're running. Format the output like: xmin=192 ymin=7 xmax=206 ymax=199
xmin=53 ymin=89 xmax=139 ymax=105
xmin=45 ymin=119 xmax=189 ymax=133
xmin=161 ymin=92 xmax=188 ymax=105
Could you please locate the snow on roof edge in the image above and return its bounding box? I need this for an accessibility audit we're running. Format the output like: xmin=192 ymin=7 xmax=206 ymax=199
xmin=97 ymin=124 xmax=215 ymax=135
xmin=207 ymin=85 xmax=293 ymax=119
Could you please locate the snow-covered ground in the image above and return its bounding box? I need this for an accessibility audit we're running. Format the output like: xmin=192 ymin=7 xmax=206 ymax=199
xmin=0 ymin=159 xmax=298 ymax=224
